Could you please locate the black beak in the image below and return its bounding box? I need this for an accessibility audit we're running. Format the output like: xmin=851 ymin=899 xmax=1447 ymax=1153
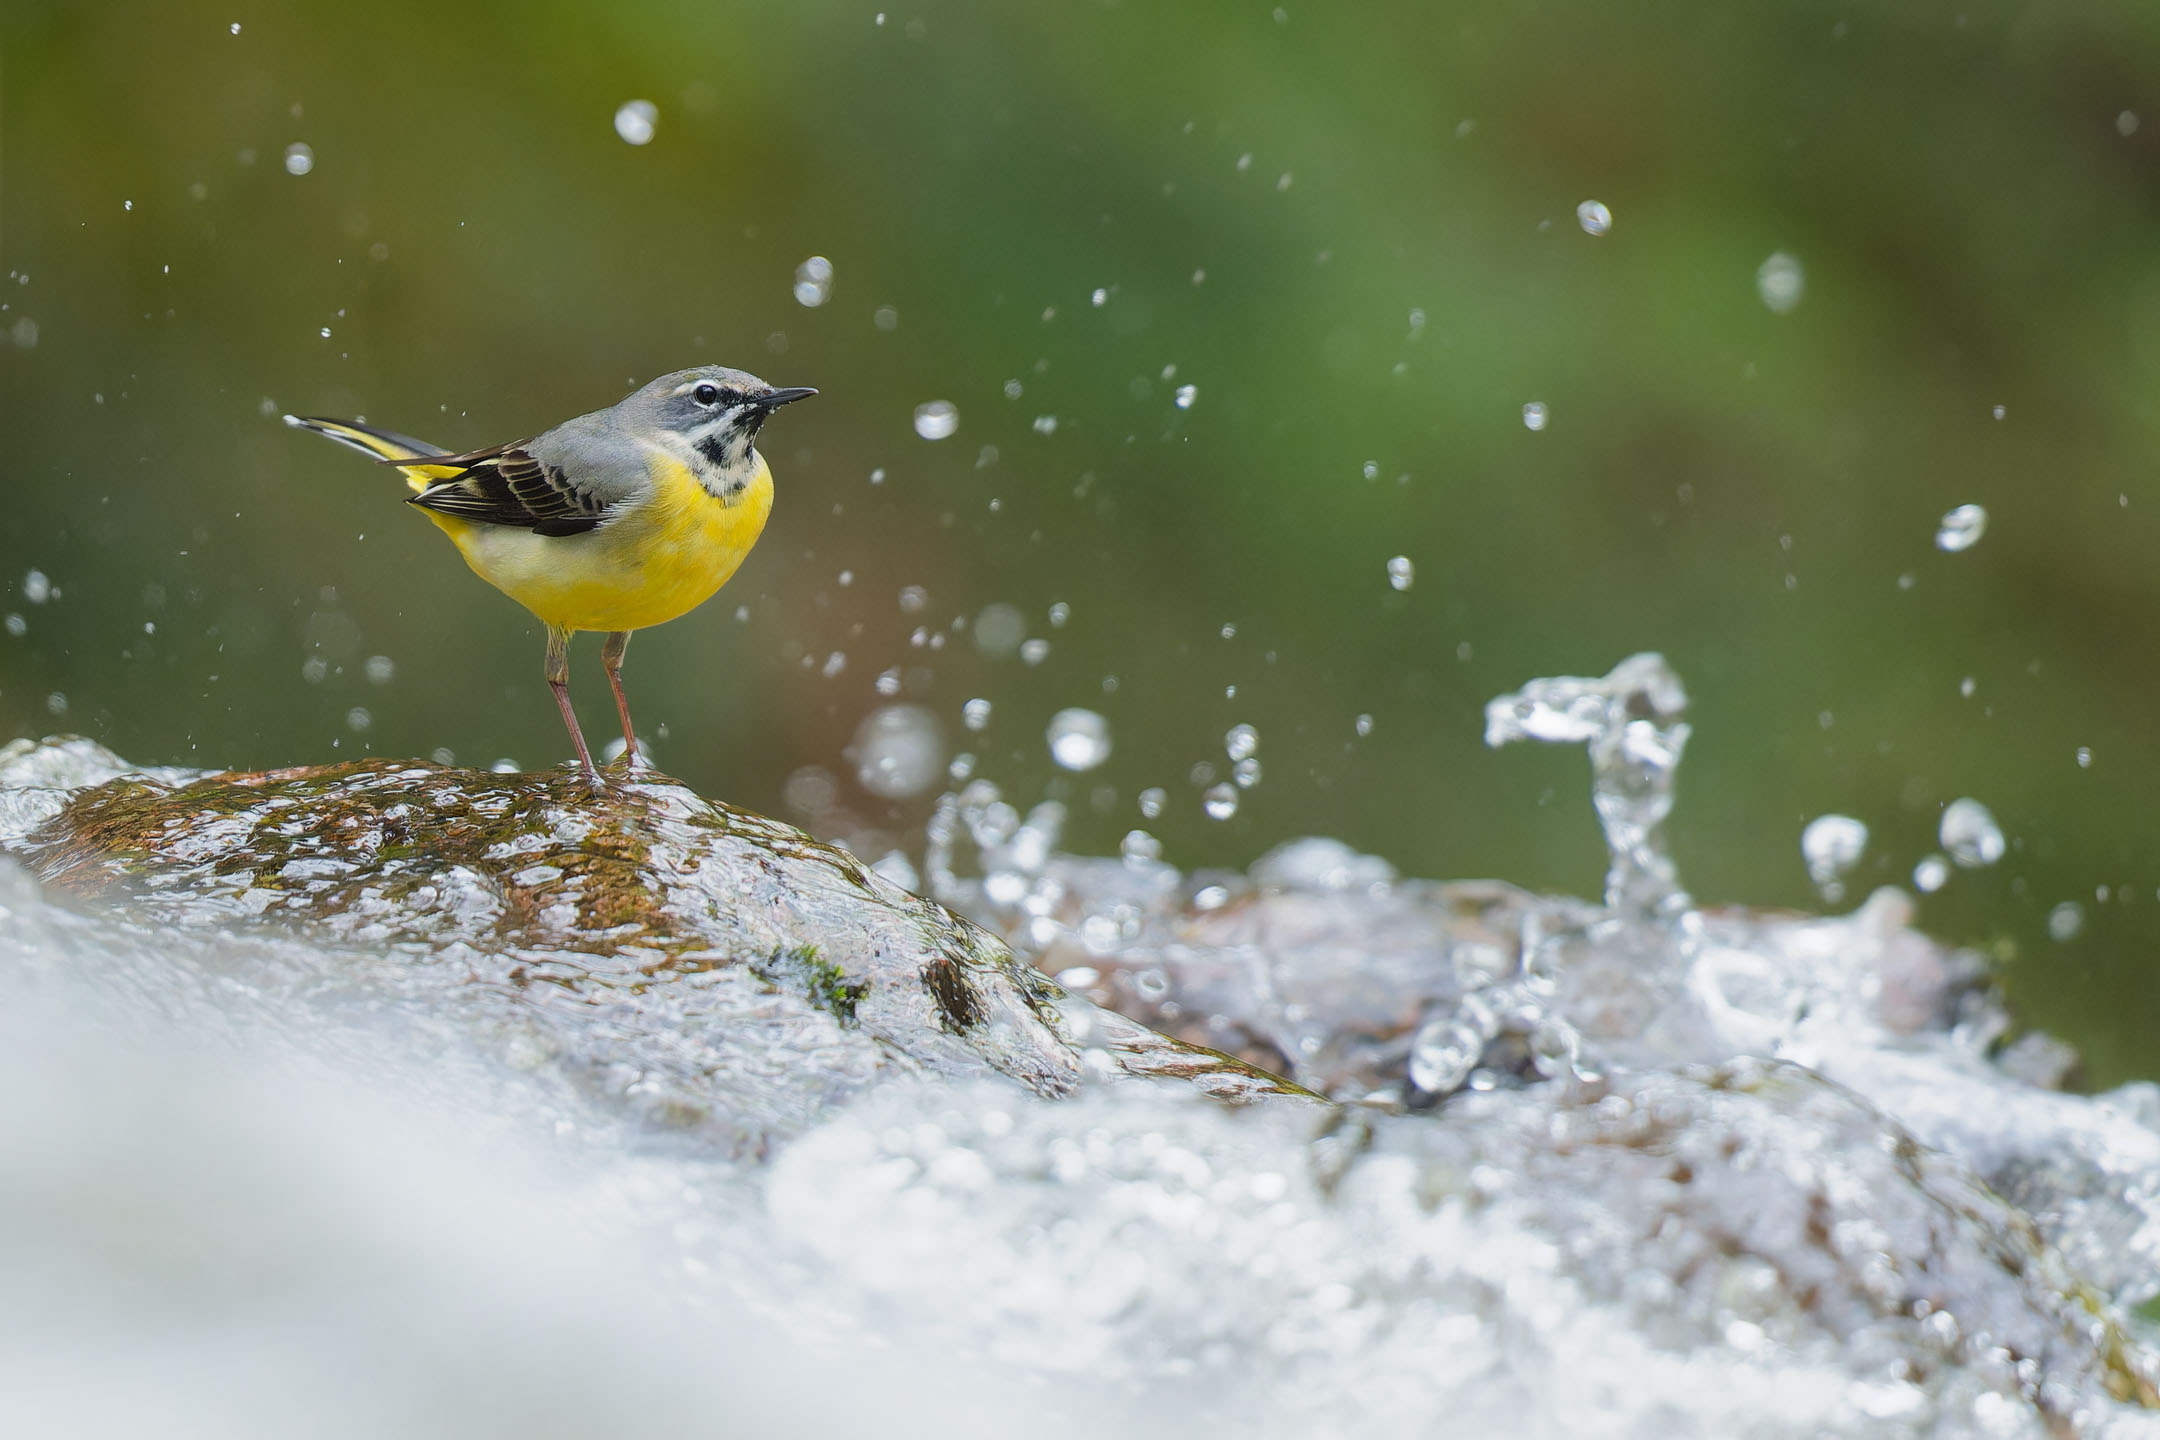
xmin=754 ymin=387 xmax=818 ymax=410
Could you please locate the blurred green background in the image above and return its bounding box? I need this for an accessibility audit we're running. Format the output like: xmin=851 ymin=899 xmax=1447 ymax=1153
xmin=5 ymin=0 xmax=2160 ymax=1080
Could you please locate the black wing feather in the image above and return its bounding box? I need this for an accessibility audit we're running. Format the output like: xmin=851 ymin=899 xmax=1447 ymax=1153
xmin=404 ymin=446 xmax=610 ymax=536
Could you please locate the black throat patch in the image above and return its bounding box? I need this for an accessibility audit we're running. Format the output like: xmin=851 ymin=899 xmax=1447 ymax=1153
xmin=694 ymin=429 xmax=742 ymax=471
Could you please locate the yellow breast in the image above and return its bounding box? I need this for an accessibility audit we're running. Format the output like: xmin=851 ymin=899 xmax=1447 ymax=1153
xmin=425 ymin=451 xmax=773 ymax=634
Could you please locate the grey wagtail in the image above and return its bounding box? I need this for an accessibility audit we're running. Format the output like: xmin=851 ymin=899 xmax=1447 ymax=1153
xmin=287 ymin=366 xmax=814 ymax=785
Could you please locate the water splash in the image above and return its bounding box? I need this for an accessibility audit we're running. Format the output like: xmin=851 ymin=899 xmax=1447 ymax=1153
xmin=1485 ymin=652 xmax=1693 ymax=920
xmin=11 ymin=648 xmax=2160 ymax=1440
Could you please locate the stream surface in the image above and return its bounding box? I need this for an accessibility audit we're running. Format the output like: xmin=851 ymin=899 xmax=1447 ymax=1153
xmin=3 ymin=655 xmax=2158 ymax=1439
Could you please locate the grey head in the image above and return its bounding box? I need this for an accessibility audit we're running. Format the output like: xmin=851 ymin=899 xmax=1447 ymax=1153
xmin=572 ymin=365 xmax=816 ymax=501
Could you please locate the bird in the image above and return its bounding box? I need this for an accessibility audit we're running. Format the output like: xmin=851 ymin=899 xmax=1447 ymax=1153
xmin=286 ymin=366 xmax=815 ymax=785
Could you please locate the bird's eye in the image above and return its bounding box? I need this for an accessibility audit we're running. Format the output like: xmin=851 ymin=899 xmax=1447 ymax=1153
xmin=694 ymin=383 xmax=721 ymax=406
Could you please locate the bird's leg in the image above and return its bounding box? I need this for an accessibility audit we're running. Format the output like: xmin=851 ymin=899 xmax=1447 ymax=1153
xmin=545 ymin=626 xmax=601 ymax=788
xmin=600 ymin=629 xmax=644 ymax=770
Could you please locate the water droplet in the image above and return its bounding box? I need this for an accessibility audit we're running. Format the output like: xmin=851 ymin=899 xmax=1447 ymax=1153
xmin=229 ymin=22 xmax=241 ymax=33
xmin=345 ymin=706 xmax=372 ymax=732
xmin=1047 ymin=708 xmax=1111 ymax=771
xmin=45 ymin=692 xmax=67 ymax=716
xmin=1032 ymin=415 xmax=1058 ymax=434
xmin=1355 ymin=713 xmax=1373 ymax=737
xmin=871 ymin=850 xmax=920 ymax=892
xmin=1408 ymin=1016 xmax=1485 ymax=1094
xmin=319 ymin=327 xmax=331 ymax=338
xmin=364 ymin=655 xmax=394 ymax=684
xmin=1939 ymin=797 xmax=2005 ymax=868
xmin=912 ymin=400 xmax=959 ymax=440
xmin=22 ymin=569 xmax=51 ymax=604
xmin=2120 ymin=110 xmax=2142 ymax=137
xmin=1386 ymin=555 xmax=1415 ymax=591
xmin=1576 ymin=199 xmax=1612 ymax=236
xmin=2077 ymin=745 xmax=2093 ymax=769
xmin=1935 ymin=504 xmax=1988 ymax=553
xmin=852 ymin=704 xmax=944 ymax=798
xmin=2 ymin=614 xmax=23 ymax=637
xmin=1019 ymin=637 xmax=1050 ymax=665
xmin=873 ymin=305 xmax=899 ymax=331
xmin=490 ymin=758 xmax=519 ymax=774
xmin=1137 ymin=786 xmax=1166 ymax=819
xmin=613 ymin=99 xmax=658 ymax=145
xmin=1120 ymin=829 xmax=1161 ymax=864
xmin=1362 ymin=461 xmax=1380 ymax=481
xmin=1992 ymin=404 xmax=2007 ymax=420
xmin=962 ymin=697 xmax=992 ymax=731
xmin=875 ymin=667 xmax=902 ymax=696
xmin=1090 ymin=287 xmax=1109 ymax=307
xmin=300 ymin=655 xmax=328 ymax=684
xmin=821 ymin=651 xmax=847 ymax=677
xmin=1233 ymin=756 xmax=1262 ymax=788
xmin=10 ymin=317 xmax=37 ymax=349
xmin=2048 ymin=901 xmax=2084 ymax=941
xmin=898 ymin=585 xmax=928 ymax=614
xmin=1757 ymin=251 xmax=1805 ymax=313
xmin=282 ymin=142 xmax=314 ymax=176
xmin=1800 ymin=814 xmax=1868 ymax=903
xmin=1521 ymin=401 xmax=1548 ymax=431
xmin=1048 ymin=602 xmax=1069 ymax=627
xmin=967 ymin=605 xmax=1025 ymax=660
xmin=1960 ymin=676 xmax=1976 ymax=698
xmin=1173 ymin=383 xmax=1197 ymax=409
xmin=1202 ymin=783 xmax=1239 ymax=820
xmin=793 ymin=255 xmax=834 ymax=307
xmin=1912 ymin=854 xmax=1951 ymax=893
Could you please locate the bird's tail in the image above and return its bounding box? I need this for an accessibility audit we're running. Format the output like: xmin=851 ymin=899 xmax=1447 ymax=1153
xmin=284 ymin=414 xmax=468 ymax=494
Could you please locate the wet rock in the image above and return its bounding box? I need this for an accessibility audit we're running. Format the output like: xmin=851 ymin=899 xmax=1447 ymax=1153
xmin=0 ymin=737 xmax=1308 ymax=1154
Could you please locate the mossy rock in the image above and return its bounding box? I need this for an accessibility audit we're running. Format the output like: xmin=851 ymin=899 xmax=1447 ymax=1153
xmin=0 ymin=737 xmax=1311 ymax=1153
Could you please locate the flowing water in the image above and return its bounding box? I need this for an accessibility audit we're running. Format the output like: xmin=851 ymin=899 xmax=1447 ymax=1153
xmin=4 ymin=654 xmax=2159 ymax=1438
